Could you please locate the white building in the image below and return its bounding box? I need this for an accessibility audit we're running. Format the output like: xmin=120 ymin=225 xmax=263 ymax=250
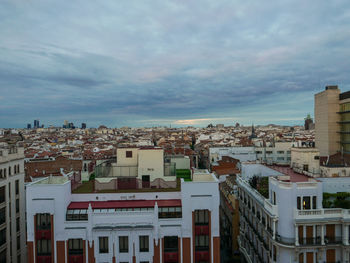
xmin=26 ymin=155 xmax=220 ymax=263
xmin=237 ymin=163 xmax=350 ymax=263
xmin=0 ymin=142 xmax=26 ymax=263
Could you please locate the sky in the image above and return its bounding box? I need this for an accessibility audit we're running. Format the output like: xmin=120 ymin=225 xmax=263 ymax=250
xmin=1 ymin=0 xmax=350 ymax=128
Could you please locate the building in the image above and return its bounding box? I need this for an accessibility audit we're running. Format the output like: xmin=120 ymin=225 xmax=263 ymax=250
xmin=81 ymin=123 xmax=87 ymax=129
xmin=314 ymin=85 xmax=350 ymax=156
xmin=209 ymin=147 xmax=256 ymax=164
xmin=27 ymin=124 xmax=32 ymax=129
xmin=304 ymin=114 xmax=314 ymax=131
xmin=0 ymin=142 xmax=27 ymax=263
xmin=34 ymin=120 xmax=40 ymax=129
xmin=237 ymin=163 xmax=350 ymax=263
xmin=26 ymin=149 xmax=221 ymax=263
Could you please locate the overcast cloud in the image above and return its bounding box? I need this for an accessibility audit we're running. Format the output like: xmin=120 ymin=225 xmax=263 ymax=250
xmin=1 ymin=0 xmax=350 ymax=127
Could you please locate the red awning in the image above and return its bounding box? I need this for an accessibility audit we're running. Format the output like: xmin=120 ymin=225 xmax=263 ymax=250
xmin=68 ymin=199 xmax=181 ymax=209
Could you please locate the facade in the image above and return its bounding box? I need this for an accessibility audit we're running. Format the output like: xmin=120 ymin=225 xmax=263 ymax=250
xmin=237 ymin=163 xmax=350 ymax=263
xmin=315 ymin=85 xmax=350 ymax=156
xmin=26 ymin=173 xmax=220 ymax=263
xmin=0 ymin=143 xmax=27 ymax=263
xmin=26 ymin=154 xmax=220 ymax=263
xmin=209 ymin=147 xmax=256 ymax=164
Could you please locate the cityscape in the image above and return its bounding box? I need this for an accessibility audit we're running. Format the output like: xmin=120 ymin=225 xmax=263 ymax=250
xmin=1 ymin=1 xmax=350 ymax=263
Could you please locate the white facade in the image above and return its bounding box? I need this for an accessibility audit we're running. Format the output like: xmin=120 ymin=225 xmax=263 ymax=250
xmin=26 ymin=171 xmax=220 ymax=263
xmin=0 ymin=143 xmax=26 ymax=263
xmin=237 ymin=163 xmax=350 ymax=263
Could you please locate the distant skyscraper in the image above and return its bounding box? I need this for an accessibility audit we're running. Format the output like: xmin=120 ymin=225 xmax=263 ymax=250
xmin=33 ymin=119 xmax=39 ymax=129
xmin=81 ymin=123 xmax=86 ymax=129
xmin=304 ymin=114 xmax=313 ymax=130
xmin=27 ymin=123 xmax=31 ymax=129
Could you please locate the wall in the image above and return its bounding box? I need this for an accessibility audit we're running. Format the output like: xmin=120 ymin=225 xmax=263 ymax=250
xmin=138 ymin=149 xmax=164 ymax=181
xmin=117 ymin=148 xmax=139 ymax=166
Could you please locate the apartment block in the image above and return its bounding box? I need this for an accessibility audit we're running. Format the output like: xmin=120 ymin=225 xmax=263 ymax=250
xmin=26 ymin=148 xmax=220 ymax=263
xmin=0 ymin=143 xmax=27 ymax=263
xmin=237 ymin=163 xmax=350 ymax=263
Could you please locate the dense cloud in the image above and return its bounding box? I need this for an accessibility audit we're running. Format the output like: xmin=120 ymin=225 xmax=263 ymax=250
xmin=1 ymin=0 xmax=350 ymax=127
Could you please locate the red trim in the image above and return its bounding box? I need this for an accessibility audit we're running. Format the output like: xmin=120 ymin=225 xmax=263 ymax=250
xmin=68 ymin=199 xmax=181 ymax=209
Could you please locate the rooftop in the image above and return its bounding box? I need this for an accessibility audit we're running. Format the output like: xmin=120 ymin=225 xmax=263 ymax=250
xmin=269 ymin=165 xmax=310 ymax=182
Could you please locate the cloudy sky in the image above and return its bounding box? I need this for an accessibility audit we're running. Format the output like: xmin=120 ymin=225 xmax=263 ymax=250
xmin=1 ymin=0 xmax=350 ymax=128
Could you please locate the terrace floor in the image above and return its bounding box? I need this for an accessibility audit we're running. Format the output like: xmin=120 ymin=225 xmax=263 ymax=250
xmin=269 ymin=165 xmax=310 ymax=182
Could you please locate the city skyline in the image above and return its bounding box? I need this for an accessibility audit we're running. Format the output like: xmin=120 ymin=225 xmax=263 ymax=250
xmin=1 ymin=1 xmax=350 ymax=128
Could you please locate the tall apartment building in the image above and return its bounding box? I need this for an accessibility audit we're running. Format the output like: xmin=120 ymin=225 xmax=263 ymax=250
xmin=0 ymin=142 xmax=27 ymax=263
xmin=237 ymin=163 xmax=350 ymax=263
xmin=315 ymin=85 xmax=350 ymax=156
xmin=26 ymin=147 xmax=220 ymax=263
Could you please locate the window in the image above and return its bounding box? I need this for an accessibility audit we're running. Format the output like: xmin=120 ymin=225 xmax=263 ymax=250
xmin=0 ymin=186 xmax=5 ymax=204
xmin=15 ymin=180 xmax=19 ymax=195
xmin=277 ymin=151 xmax=284 ymax=154
xmin=0 ymin=228 xmax=5 ymax=247
xmin=68 ymin=239 xmax=83 ymax=255
xmin=164 ymin=236 xmax=178 ymax=252
xmin=126 ymin=151 xmax=132 ymax=158
xmin=37 ymin=239 xmax=51 ymax=256
xmin=16 ymin=217 xmax=20 ymax=232
xmin=303 ymin=196 xmax=311 ymax=210
xmin=119 ymin=236 xmax=128 ymax=253
xmin=0 ymin=208 xmax=5 ymax=226
xmin=36 ymin=213 xmax=51 ymax=230
xmin=0 ymin=170 xmax=2 ymax=178
xmin=158 ymin=207 xmax=182 ymax=218
xmin=297 ymin=197 xmax=301 ymax=210
xmin=99 ymin=237 xmax=109 ymax=253
xmin=8 ymin=167 xmax=11 ymax=176
xmin=266 ymin=151 xmax=273 ymax=154
xmin=17 ymin=164 xmax=20 ymax=174
xmin=66 ymin=209 xmax=88 ymax=221
xmin=142 ymin=175 xmax=150 ymax=188
xmin=17 ymin=235 xmax=20 ymax=250
xmin=0 ymin=249 xmax=6 ymax=263
xmin=277 ymin=157 xmax=284 ymax=160
xmin=139 ymin=236 xmax=149 ymax=252
xmin=16 ymin=199 xmax=19 ymax=213
xmin=3 ymin=169 xmax=5 ymax=178
xmin=194 ymin=210 xmax=209 ymax=225
xmin=312 ymin=196 xmax=317 ymax=209
xmin=195 ymin=235 xmax=209 ymax=251
xmin=303 ymin=165 xmax=309 ymax=172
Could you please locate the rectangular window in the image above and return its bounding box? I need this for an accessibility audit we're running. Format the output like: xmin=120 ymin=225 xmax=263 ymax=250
xmin=66 ymin=209 xmax=88 ymax=221
xmin=164 ymin=236 xmax=178 ymax=252
xmin=195 ymin=235 xmax=209 ymax=251
xmin=0 ymin=208 xmax=5 ymax=225
xmin=0 ymin=186 xmax=5 ymax=204
xmin=16 ymin=199 xmax=19 ymax=213
xmin=297 ymin=197 xmax=301 ymax=210
xmin=36 ymin=213 xmax=51 ymax=230
xmin=99 ymin=237 xmax=109 ymax=253
xmin=0 ymin=249 xmax=5 ymax=263
xmin=0 ymin=228 xmax=6 ymax=247
xmin=37 ymin=239 xmax=51 ymax=256
xmin=126 ymin=151 xmax=133 ymax=158
xmin=194 ymin=210 xmax=209 ymax=225
xmin=139 ymin=235 xmax=149 ymax=252
xmin=158 ymin=207 xmax=182 ymax=218
xmin=119 ymin=236 xmax=128 ymax=253
xmin=16 ymin=217 xmax=20 ymax=232
xmin=277 ymin=151 xmax=284 ymax=154
xmin=303 ymin=197 xmax=311 ymax=210
xmin=17 ymin=235 xmax=20 ymax=250
xmin=68 ymin=239 xmax=83 ymax=255
xmin=15 ymin=180 xmax=19 ymax=195
xmin=312 ymin=196 xmax=317 ymax=209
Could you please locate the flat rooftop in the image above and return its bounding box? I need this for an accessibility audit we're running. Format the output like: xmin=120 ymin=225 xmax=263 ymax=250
xmin=269 ymin=165 xmax=311 ymax=182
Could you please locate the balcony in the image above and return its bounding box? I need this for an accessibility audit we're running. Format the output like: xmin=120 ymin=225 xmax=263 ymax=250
xmin=275 ymin=234 xmax=295 ymax=246
xmin=37 ymin=256 xmax=52 ymax=263
xmin=195 ymin=250 xmax=209 ymax=261
xmin=325 ymin=236 xmax=343 ymax=244
xmin=299 ymin=237 xmax=321 ymax=246
xmin=295 ymin=208 xmax=350 ymax=221
xmin=164 ymin=252 xmax=179 ymax=263
xmin=195 ymin=225 xmax=209 ymax=235
xmin=36 ymin=229 xmax=51 ymax=240
xmin=68 ymin=254 xmax=84 ymax=263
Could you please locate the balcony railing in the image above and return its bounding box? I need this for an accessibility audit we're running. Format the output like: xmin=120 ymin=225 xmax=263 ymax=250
xmin=299 ymin=237 xmax=321 ymax=245
xmin=325 ymin=236 xmax=342 ymax=244
xmin=295 ymin=208 xmax=350 ymax=220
